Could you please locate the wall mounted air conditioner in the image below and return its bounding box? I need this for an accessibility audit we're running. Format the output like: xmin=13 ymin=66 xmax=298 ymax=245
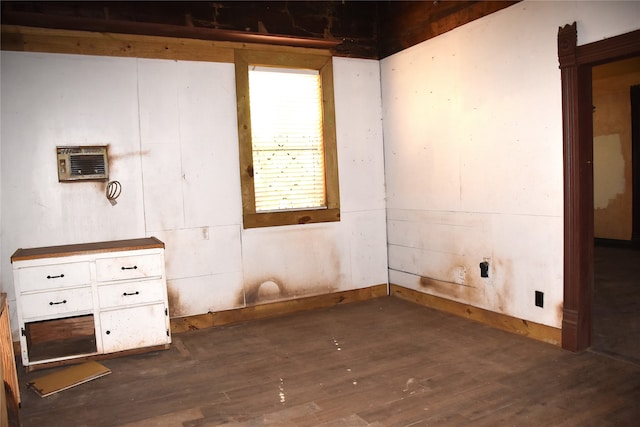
xmin=57 ymin=146 xmax=109 ymax=182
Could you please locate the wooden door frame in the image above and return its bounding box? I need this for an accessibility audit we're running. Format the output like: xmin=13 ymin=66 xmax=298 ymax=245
xmin=558 ymin=23 xmax=640 ymax=351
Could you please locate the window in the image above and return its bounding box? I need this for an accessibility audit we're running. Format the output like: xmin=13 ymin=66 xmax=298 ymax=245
xmin=249 ymin=67 xmax=325 ymax=212
xmin=235 ymin=50 xmax=340 ymax=228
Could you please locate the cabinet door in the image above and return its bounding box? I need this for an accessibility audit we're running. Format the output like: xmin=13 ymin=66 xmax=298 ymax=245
xmin=100 ymin=304 xmax=169 ymax=354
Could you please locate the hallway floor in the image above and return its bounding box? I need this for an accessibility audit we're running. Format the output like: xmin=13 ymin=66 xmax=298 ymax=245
xmin=592 ymin=245 xmax=640 ymax=365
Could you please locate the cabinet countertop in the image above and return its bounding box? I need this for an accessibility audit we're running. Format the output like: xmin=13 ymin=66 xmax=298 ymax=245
xmin=11 ymin=237 xmax=164 ymax=263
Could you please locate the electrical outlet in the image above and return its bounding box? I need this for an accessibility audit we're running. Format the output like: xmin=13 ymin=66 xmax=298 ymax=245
xmin=479 ymin=261 xmax=489 ymax=278
xmin=535 ymin=291 xmax=544 ymax=308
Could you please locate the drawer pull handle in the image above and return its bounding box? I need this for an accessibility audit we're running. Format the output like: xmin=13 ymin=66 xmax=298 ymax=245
xmin=121 ymin=266 xmax=138 ymax=270
xmin=46 ymin=274 xmax=65 ymax=279
xmin=123 ymin=291 xmax=140 ymax=296
xmin=49 ymin=300 xmax=67 ymax=305
xmin=105 ymin=330 xmax=111 ymax=335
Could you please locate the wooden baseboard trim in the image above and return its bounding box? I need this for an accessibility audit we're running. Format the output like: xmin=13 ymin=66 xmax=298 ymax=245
xmin=170 ymin=284 xmax=389 ymax=334
xmin=389 ymin=284 xmax=562 ymax=346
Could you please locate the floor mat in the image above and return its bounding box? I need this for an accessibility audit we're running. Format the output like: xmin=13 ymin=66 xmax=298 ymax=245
xmin=27 ymin=361 xmax=111 ymax=397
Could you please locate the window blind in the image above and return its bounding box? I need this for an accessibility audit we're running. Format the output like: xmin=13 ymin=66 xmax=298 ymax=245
xmin=248 ymin=67 xmax=326 ymax=212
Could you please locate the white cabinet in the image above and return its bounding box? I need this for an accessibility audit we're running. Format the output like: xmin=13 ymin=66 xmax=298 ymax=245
xmin=11 ymin=237 xmax=171 ymax=371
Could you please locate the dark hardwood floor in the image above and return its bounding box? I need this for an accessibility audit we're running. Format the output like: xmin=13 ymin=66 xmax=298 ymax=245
xmin=592 ymin=245 xmax=640 ymax=365
xmin=15 ymin=295 xmax=640 ymax=426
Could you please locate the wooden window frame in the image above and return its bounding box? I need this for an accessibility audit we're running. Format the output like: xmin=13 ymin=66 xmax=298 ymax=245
xmin=235 ymin=49 xmax=340 ymax=228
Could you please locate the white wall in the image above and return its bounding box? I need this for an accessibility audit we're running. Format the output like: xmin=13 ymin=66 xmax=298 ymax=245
xmin=381 ymin=0 xmax=640 ymax=328
xmin=0 ymin=52 xmax=388 ymax=333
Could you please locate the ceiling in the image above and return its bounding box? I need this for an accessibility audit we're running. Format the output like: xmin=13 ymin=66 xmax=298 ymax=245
xmin=1 ymin=1 xmax=518 ymax=59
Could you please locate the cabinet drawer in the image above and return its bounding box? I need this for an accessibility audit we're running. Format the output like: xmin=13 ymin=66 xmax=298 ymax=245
xmin=98 ymin=280 xmax=166 ymax=309
xmin=18 ymin=262 xmax=91 ymax=292
xmin=95 ymin=254 xmax=163 ymax=282
xmin=20 ymin=287 xmax=93 ymax=320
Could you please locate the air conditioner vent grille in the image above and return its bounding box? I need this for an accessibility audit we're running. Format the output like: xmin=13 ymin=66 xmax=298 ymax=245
xmin=70 ymin=155 xmax=107 ymax=176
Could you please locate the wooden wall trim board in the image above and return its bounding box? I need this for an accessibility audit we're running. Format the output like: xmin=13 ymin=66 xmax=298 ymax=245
xmin=0 ymin=25 xmax=333 ymax=62
xmin=558 ymin=22 xmax=592 ymax=353
xmin=389 ymin=284 xmax=562 ymax=347
xmin=170 ymin=284 xmax=388 ymax=334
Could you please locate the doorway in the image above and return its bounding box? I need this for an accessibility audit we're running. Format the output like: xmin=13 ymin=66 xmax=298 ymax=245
xmin=590 ymin=61 xmax=640 ymax=363
xmin=558 ymin=24 xmax=640 ymax=351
